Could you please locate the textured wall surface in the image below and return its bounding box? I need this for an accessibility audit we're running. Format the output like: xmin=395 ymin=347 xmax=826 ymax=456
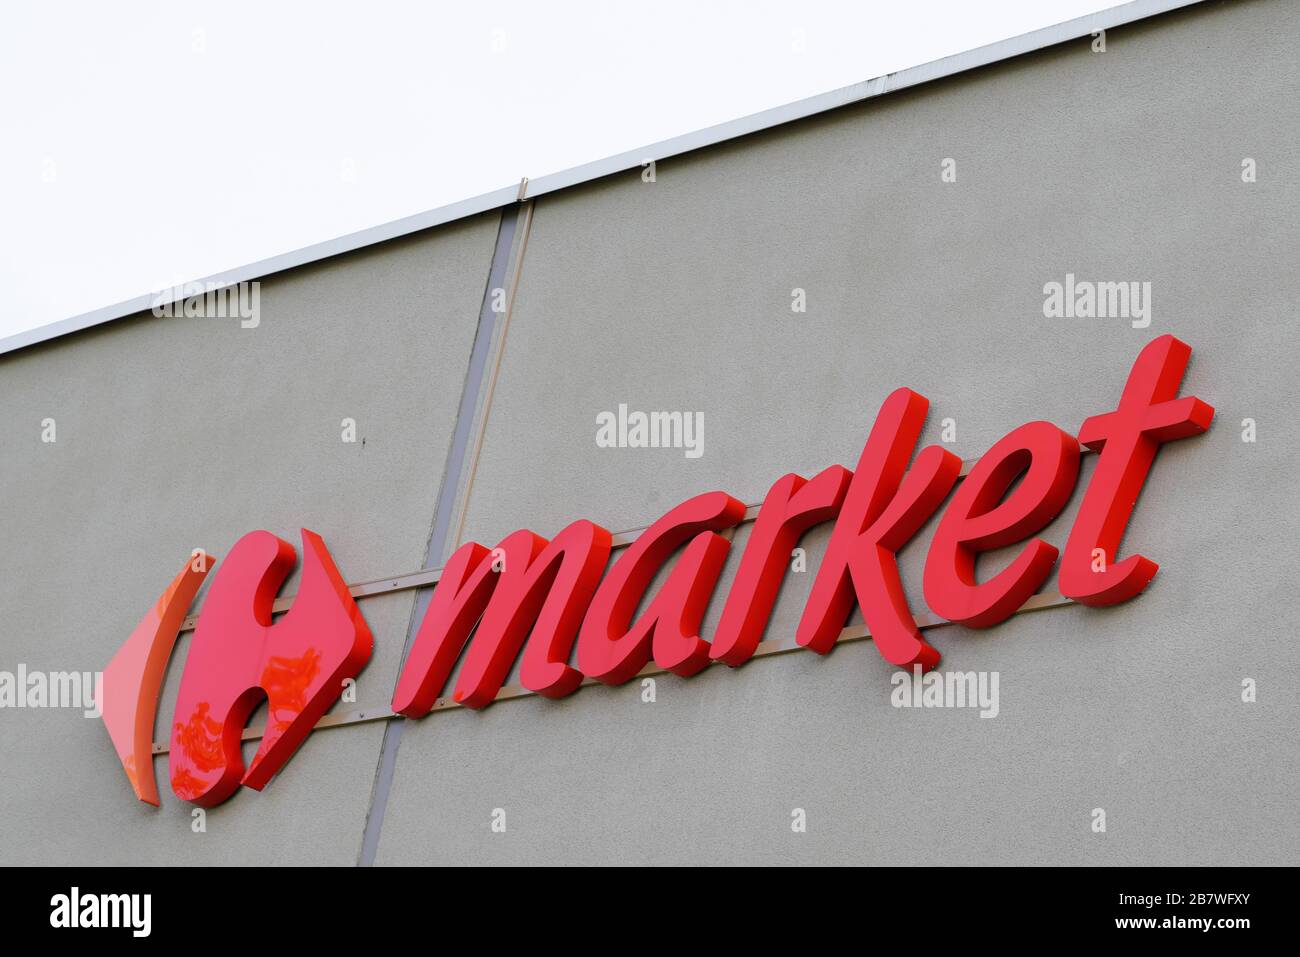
xmin=377 ymin=0 xmax=1300 ymax=866
xmin=0 ymin=215 xmax=501 ymax=864
xmin=1 ymin=0 xmax=1296 ymax=866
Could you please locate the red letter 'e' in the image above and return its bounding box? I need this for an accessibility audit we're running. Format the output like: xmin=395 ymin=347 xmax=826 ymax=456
xmin=924 ymin=421 xmax=1079 ymax=627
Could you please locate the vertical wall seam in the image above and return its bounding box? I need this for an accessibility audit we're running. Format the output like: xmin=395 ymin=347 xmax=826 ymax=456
xmin=450 ymin=200 xmax=534 ymax=552
xmin=355 ymin=205 xmax=525 ymax=866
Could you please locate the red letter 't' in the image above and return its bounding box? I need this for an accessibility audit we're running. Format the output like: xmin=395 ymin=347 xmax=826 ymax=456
xmin=1059 ymin=335 xmax=1214 ymax=606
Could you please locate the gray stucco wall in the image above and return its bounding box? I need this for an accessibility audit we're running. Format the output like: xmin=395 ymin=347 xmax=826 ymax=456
xmin=1 ymin=0 xmax=1296 ymax=865
xmin=0 ymin=216 xmax=501 ymax=864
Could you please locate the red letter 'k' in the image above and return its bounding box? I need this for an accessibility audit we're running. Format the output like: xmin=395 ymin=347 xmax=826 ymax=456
xmin=796 ymin=388 xmax=961 ymax=670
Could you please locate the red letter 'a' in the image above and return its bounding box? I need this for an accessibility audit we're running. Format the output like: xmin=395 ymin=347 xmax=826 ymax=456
xmin=169 ymin=529 xmax=372 ymax=807
xmin=578 ymin=491 xmax=747 ymax=685
xmin=1059 ymin=334 xmax=1213 ymax=606
xmin=391 ymin=520 xmax=612 ymax=717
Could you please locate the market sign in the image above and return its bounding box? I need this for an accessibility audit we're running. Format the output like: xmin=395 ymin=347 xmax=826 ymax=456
xmin=99 ymin=335 xmax=1213 ymax=807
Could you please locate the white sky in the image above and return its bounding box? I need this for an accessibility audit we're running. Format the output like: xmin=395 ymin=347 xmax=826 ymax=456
xmin=0 ymin=0 xmax=1118 ymax=342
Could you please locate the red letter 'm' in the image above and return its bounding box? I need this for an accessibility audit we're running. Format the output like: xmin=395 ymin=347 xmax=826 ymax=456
xmin=391 ymin=520 xmax=612 ymax=716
